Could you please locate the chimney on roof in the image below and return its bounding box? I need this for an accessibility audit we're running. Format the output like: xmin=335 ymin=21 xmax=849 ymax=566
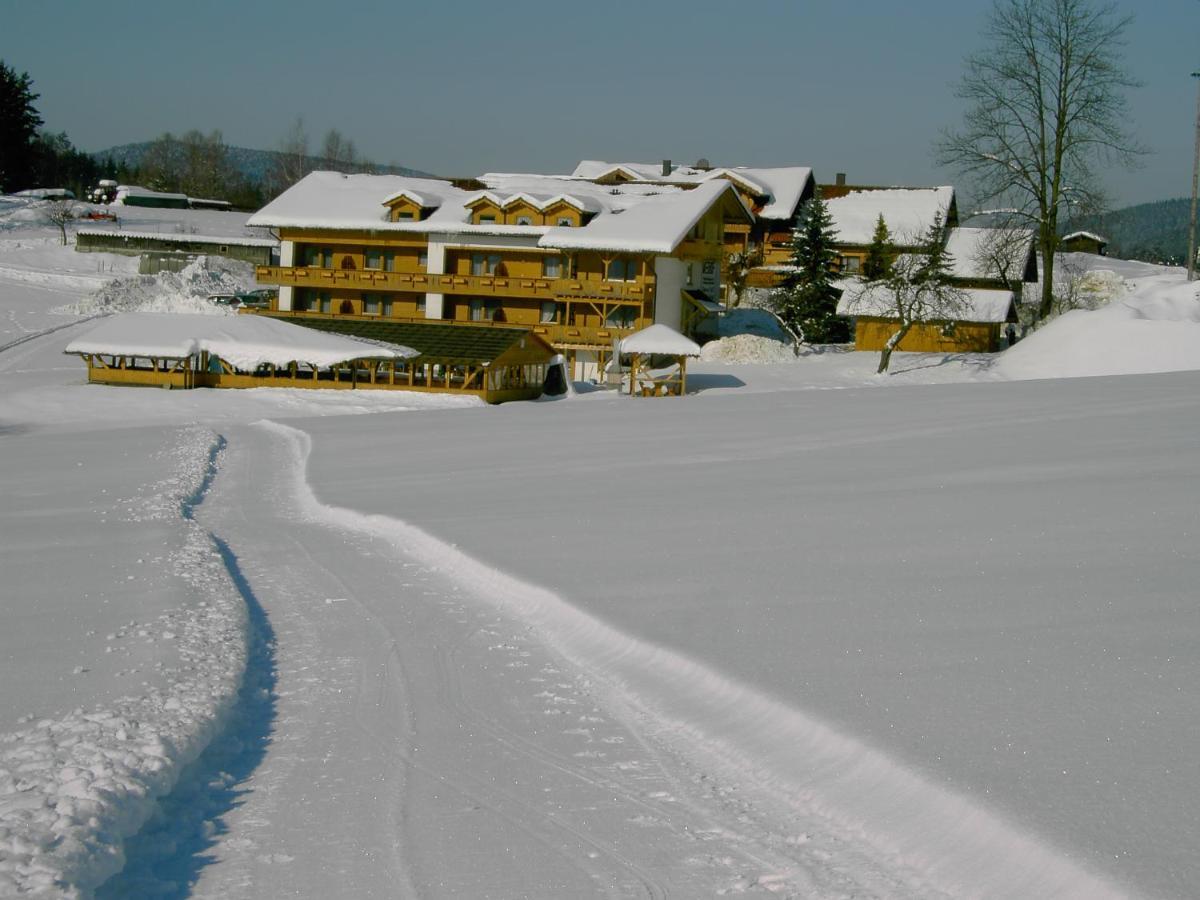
xmin=662 ymin=159 xmax=672 ymax=177
xmin=836 ymin=172 xmax=847 ymax=186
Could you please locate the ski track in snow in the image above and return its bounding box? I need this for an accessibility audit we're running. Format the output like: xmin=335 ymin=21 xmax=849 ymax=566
xmin=0 ymin=429 xmax=249 ymax=899
xmin=252 ymin=420 xmax=1130 ymax=900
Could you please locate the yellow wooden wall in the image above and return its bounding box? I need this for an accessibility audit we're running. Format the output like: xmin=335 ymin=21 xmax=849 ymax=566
xmin=854 ymin=318 xmax=1001 ymax=353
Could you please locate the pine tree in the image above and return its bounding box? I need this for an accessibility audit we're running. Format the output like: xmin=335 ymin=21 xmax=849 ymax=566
xmin=0 ymin=61 xmax=44 ymax=192
xmin=861 ymin=214 xmax=894 ymax=282
xmin=770 ymin=190 xmax=848 ymax=343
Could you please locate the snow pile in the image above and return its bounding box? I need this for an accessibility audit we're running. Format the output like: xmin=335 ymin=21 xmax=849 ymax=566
xmin=0 ymin=428 xmax=248 ymax=898
xmin=61 ymin=257 xmax=253 ymax=317
xmin=999 ymin=266 xmax=1200 ymax=380
xmin=700 ymin=333 xmax=796 ymax=364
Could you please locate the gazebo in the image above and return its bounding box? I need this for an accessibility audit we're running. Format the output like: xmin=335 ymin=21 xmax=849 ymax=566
xmin=619 ymin=324 xmax=701 ymax=397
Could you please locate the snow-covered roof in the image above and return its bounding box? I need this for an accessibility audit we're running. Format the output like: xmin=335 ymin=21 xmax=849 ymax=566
xmin=944 ymin=227 xmax=1036 ymax=282
xmin=251 ymin=171 xmax=748 ymax=254
xmin=541 ymin=181 xmax=750 ymax=254
xmin=836 ymin=282 xmax=1015 ymax=323
xmin=75 ymin=228 xmax=278 ymax=248
xmin=619 ymin=323 xmax=702 ymax=356
xmin=65 ymin=313 xmax=416 ymax=370
xmin=569 ymin=161 xmax=813 ymax=221
xmin=462 ymin=189 xmax=602 ymax=215
xmin=1063 ymin=231 xmax=1107 ymax=244
xmin=826 ymin=187 xmax=956 ymax=245
xmin=115 ymin=186 xmax=189 ymax=203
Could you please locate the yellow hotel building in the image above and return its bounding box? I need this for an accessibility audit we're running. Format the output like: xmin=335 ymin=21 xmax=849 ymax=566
xmin=247 ymin=169 xmax=756 ymax=380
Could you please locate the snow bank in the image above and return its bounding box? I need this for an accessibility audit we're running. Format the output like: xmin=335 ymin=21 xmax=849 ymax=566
xmin=0 ymin=428 xmax=249 ymax=898
xmin=999 ymin=274 xmax=1200 ymax=379
xmin=59 ymin=257 xmax=252 ymax=317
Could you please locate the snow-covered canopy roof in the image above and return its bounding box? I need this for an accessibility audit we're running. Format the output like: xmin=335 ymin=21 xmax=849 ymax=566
xmin=826 ymin=187 xmax=956 ymax=245
xmin=251 ymin=171 xmax=749 ymax=254
xmin=945 ymin=227 xmax=1037 ymax=282
xmin=115 ymin=185 xmax=189 ymax=203
xmin=65 ymin=313 xmax=417 ymax=370
xmin=619 ymin=323 xmax=702 ymax=356
xmin=569 ymin=161 xmax=813 ymax=221
xmin=76 ymin=228 xmax=278 ymax=248
xmin=836 ymin=282 xmax=1015 ymax=323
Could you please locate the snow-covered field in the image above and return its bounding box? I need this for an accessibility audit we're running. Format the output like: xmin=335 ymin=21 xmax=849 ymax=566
xmin=0 ymin=206 xmax=1198 ymax=898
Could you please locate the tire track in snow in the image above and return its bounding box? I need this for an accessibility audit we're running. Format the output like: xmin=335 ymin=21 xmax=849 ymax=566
xmin=264 ymin=419 xmax=1133 ymax=900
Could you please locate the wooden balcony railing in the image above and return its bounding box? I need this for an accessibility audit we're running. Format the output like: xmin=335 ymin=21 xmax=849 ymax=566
xmin=256 ymin=266 xmax=655 ymax=303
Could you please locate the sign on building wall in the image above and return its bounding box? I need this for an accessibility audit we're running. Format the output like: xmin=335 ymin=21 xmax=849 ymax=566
xmin=700 ymin=257 xmax=720 ymax=298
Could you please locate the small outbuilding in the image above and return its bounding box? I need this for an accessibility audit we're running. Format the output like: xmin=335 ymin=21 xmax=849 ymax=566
xmin=1060 ymin=231 xmax=1108 ymax=256
xmin=619 ymin=323 xmax=701 ymax=396
xmin=837 ymin=284 xmax=1018 ymax=353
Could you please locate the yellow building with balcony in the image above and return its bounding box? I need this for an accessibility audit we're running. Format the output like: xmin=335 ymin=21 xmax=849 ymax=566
xmin=248 ymin=170 xmax=753 ymax=380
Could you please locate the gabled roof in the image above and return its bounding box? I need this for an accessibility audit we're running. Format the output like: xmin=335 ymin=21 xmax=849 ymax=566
xmin=540 ymin=181 xmax=752 ymax=255
xmin=826 ymin=187 xmax=956 ymax=245
xmin=569 ymin=161 xmax=814 ymax=221
xmin=620 ymin=323 xmax=701 ymax=356
xmin=945 ymin=227 xmax=1038 ymax=283
xmin=836 ymin=282 xmax=1016 ymax=323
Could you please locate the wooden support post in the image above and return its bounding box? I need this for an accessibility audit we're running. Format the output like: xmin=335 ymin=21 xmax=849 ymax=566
xmin=680 ymin=356 xmax=687 ymax=396
xmin=629 ymin=353 xmax=639 ymax=396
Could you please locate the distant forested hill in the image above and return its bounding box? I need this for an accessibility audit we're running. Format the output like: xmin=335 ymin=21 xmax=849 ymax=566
xmin=1064 ymin=198 xmax=1191 ymax=264
xmin=93 ymin=142 xmax=436 ymax=186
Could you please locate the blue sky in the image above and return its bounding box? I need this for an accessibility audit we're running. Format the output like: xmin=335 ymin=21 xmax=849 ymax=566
xmin=3 ymin=0 xmax=1198 ymax=206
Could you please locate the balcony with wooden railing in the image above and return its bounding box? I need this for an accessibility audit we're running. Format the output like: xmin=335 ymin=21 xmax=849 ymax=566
xmin=255 ymin=266 xmax=655 ymax=304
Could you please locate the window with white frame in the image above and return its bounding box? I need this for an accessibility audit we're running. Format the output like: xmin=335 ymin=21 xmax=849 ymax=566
xmin=557 ymin=216 xmax=573 ymax=227
xmin=540 ymin=301 xmax=560 ymax=324
xmin=841 ymin=255 xmax=862 ymax=274
xmin=362 ymin=293 xmax=382 ymax=315
xmin=365 ymin=249 xmax=384 ymax=270
xmin=515 ymin=215 xmax=533 ymax=226
xmin=542 ymin=255 xmax=563 ymax=278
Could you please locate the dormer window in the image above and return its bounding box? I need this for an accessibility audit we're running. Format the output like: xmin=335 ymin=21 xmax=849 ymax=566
xmin=478 ymin=213 xmax=497 ymax=224
xmin=557 ymin=217 xmax=573 ymax=227
xmin=394 ymin=210 xmax=414 ymax=220
xmin=515 ymin=215 xmax=533 ymax=226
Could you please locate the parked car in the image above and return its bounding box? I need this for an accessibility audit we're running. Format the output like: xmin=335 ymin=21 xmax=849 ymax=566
xmin=207 ymin=292 xmax=242 ymax=308
xmin=235 ymin=288 xmax=276 ymax=309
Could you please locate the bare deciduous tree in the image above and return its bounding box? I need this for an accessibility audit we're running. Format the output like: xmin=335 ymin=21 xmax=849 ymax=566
xmin=43 ymin=198 xmax=73 ymax=245
xmin=840 ymin=216 xmax=970 ymax=373
xmin=937 ymin=0 xmax=1142 ymax=321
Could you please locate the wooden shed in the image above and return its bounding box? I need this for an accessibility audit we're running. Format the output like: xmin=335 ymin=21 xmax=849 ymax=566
xmin=280 ymin=316 xmax=557 ymax=404
xmin=1060 ymin=231 xmax=1108 ymax=256
xmin=837 ymin=284 xmax=1018 ymax=353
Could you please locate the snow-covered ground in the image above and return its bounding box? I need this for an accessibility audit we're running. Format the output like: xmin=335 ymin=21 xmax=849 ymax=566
xmin=0 ymin=209 xmax=1198 ymax=898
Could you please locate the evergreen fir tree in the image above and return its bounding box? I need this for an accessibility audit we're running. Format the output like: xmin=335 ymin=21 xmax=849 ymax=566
xmin=861 ymin=214 xmax=894 ymax=282
xmin=770 ymin=190 xmax=848 ymax=343
xmin=0 ymin=61 xmax=44 ymax=192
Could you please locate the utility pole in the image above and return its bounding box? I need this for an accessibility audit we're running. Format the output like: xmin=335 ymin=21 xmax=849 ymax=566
xmin=1188 ymin=72 xmax=1200 ymax=282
